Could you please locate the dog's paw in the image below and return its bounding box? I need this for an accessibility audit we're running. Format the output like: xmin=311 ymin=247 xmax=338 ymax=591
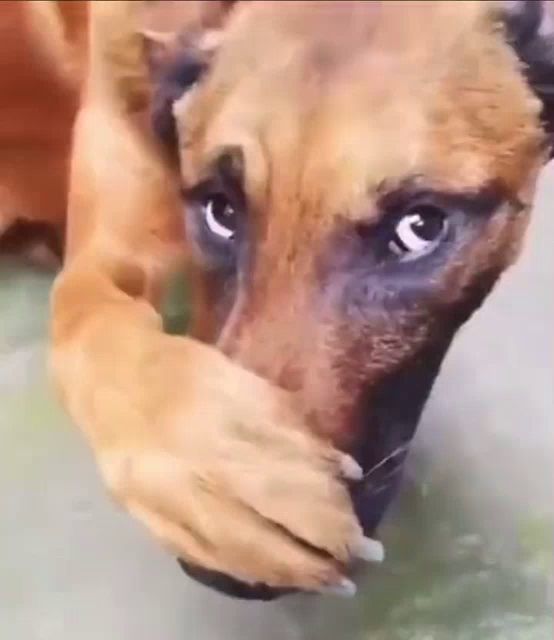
xmin=96 ymin=339 xmax=383 ymax=592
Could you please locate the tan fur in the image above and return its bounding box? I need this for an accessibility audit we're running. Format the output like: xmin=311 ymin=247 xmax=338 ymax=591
xmin=178 ymin=1 xmax=544 ymax=440
xmin=48 ymin=1 xmax=369 ymax=590
xmin=1 ymin=1 xmax=547 ymax=589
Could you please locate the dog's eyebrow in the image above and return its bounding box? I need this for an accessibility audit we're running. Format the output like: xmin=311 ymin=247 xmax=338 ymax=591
xmin=214 ymin=146 xmax=245 ymax=189
xmin=376 ymin=179 xmax=521 ymax=216
xmin=184 ymin=146 xmax=245 ymax=202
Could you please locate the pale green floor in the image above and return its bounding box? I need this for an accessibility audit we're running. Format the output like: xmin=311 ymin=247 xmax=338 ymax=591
xmin=1 ymin=168 xmax=553 ymax=640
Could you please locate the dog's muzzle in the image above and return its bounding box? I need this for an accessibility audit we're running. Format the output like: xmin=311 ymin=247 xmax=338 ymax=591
xmin=177 ymin=340 xmax=450 ymax=600
xmin=176 ymin=443 xmax=409 ymax=601
xmin=179 ymin=449 xmax=406 ymax=601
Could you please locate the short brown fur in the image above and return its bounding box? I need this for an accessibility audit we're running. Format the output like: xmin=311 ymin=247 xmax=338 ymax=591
xmin=0 ymin=1 xmax=549 ymax=592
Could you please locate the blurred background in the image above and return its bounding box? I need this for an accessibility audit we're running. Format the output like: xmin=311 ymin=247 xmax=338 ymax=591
xmin=1 ymin=163 xmax=552 ymax=639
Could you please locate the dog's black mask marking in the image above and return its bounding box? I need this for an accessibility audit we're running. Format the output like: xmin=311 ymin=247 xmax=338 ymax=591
xmin=349 ymin=341 xmax=450 ymax=534
xmin=171 ymin=263 xmax=502 ymax=600
xmin=350 ymin=262 xmax=501 ymax=534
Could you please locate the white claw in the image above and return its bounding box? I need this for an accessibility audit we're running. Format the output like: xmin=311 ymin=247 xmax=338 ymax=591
xmin=339 ymin=455 xmax=363 ymax=480
xmin=353 ymin=537 xmax=385 ymax=563
xmin=319 ymin=577 xmax=357 ymax=598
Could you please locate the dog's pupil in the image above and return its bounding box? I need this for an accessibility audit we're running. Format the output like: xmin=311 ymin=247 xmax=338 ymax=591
xmin=410 ymin=207 xmax=445 ymax=242
xmin=211 ymin=194 xmax=235 ymax=230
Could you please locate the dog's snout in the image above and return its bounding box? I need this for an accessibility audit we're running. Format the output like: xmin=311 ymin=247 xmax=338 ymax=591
xmin=215 ymin=288 xmax=315 ymax=393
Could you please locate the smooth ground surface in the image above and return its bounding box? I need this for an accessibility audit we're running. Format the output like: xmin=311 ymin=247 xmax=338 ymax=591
xmin=1 ymin=168 xmax=553 ymax=639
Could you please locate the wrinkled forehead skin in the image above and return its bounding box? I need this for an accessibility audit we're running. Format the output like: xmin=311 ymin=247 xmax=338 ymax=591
xmin=159 ymin=0 xmax=547 ymax=598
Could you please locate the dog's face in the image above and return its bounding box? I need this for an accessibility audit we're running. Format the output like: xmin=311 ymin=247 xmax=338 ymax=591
xmin=145 ymin=0 xmax=553 ymax=597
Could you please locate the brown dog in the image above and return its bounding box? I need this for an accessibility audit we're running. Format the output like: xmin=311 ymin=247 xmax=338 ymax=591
xmin=3 ymin=1 xmax=552 ymax=600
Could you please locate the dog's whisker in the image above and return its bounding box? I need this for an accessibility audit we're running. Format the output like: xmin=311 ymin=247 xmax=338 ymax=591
xmin=363 ymin=465 xmax=403 ymax=488
xmin=361 ymin=443 xmax=410 ymax=479
xmin=365 ymin=482 xmax=392 ymax=496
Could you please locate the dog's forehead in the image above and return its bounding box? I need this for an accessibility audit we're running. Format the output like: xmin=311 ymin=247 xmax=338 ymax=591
xmin=182 ymin=0 xmax=543 ymax=224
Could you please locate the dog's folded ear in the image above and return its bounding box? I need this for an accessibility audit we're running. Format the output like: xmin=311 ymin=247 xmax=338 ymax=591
xmin=136 ymin=1 xmax=241 ymax=156
xmin=139 ymin=0 xmax=235 ymax=75
xmin=501 ymin=0 xmax=554 ymax=156
xmin=87 ymin=1 xmax=239 ymax=115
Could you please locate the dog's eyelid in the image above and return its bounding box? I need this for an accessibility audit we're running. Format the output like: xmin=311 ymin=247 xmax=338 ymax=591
xmin=214 ymin=146 xmax=245 ymax=183
xmin=184 ymin=150 xmax=247 ymax=210
xmin=182 ymin=178 xmax=246 ymax=219
xmin=377 ymin=182 xmax=507 ymax=218
xmin=181 ymin=181 xmax=218 ymax=203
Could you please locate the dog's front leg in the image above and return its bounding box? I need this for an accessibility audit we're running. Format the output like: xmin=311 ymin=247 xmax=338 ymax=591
xmin=49 ymin=1 xmax=377 ymax=594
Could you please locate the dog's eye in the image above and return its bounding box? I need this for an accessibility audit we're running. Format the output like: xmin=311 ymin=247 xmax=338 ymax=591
xmin=202 ymin=194 xmax=236 ymax=240
xmin=389 ymin=205 xmax=448 ymax=260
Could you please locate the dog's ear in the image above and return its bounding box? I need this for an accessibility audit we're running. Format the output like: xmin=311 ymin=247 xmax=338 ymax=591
xmin=501 ymin=0 xmax=554 ymax=156
xmin=138 ymin=1 xmax=240 ymax=156
xmin=86 ymin=1 xmax=239 ymax=114
xmin=139 ymin=1 xmax=234 ymax=75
